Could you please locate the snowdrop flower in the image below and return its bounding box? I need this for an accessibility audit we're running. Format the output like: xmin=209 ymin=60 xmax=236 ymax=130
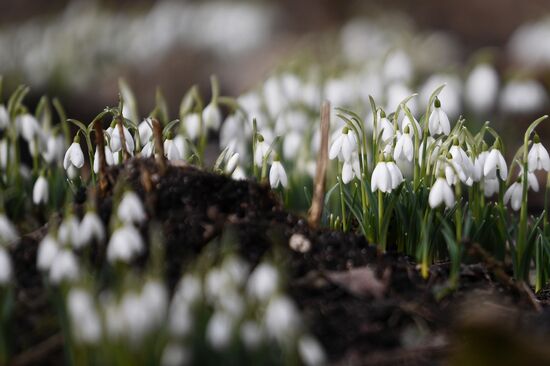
xmin=161 ymin=343 xmax=191 ymax=366
xmin=232 ymin=166 xmax=247 ymax=180
xmin=483 ymin=147 xmax=508 ymax=180
xmin=265 ymin=295 xmax=300 ymax=342
xmin=17 ymin=114 xmax=41 ymax=143
xmin=120 ymin=292 xmax=151 ymax=343
xmin=164 ymin=138 xmax=183 ymax=161
xmin=49 ymin=249 xmax=79 ymax=284
xmin=419 ymin=137 xmax=441 ymax=166
xmin=465 ymin=64 xmax=498 ymax=114
xmin=0 ymin=105 xmax=8 ymax=131
xmin=371 ymin=161 xmax=403 ymax=193
xmin=341 ymin=155 xmax=361 ymax=184
xmin=240 ymin=321 xmax=264 ymax=350
xmin=168 ymin=297 xmax=193 ymax=337
xmin=483 ymin=178 xmax=500 ymax=197
xmin=141 ymin=280 xmax=168 ymax=326
xmin=500 ymin=79 xmax=547 ymax=114
xmin=269 ymin=160 xmax=288 ymax=188
xmin=428 ymin=98 xmax=451 ymax=136
xmin=117 ymin=191 xmax=146 ymax=224
xmin=0 ymin=247 xmax=12 ymax=285
xmin=58 ymin=216 xmax=80 ymax=245
xmin=283 ymin=131 xmax=302 ymax=160
xmin=473 ymin=151 xmax=489 ymax=182
xmin=93 ymin=146 xmax=115 ymax=173
xmin=107 ymin=224 xmax=144 ymax=263
xmin=138 ymin=118 xmax=153 ymax=143
xmin=528 ymin=135 xmax=550 ymax=172
xmin=75 ymin=211 xmax=105 ymax=248
xmin=247 ymin=262 xmax=279 ymax=302
xmin=254 ymin=135 xmax=271 ymax=167
xmin=110 ymin=124 xmax=135 ymax=153
xmin=32 ymin=175 xmax=48 ymax=205
xmin=449 ymin=144 xmax=475 ymax=180
xmin=37 ymin=235 xmax=59 ymax=271
xmin=203 ymin=102 xmax=222 ymax=131
xmin=0 ymin=139 xmax=8 ymax=170
xmin=174 ymin=274 xmax=202 ymax=305
xmin=67 ymin=288 xmax=102 ymax=344
xmin=400 ymin=113 xmax=422 ymax=136
xmin=366 ymin=110 xmax=394 ymax=145
xmin=383 ymin=49 xmax=413 ymax=83
xmin=394 ymin=126 xmax=414 ymax=163
xmin=329 ymin=127 xmax=356 ymax=162
xmin=140 ymin=141 xmax=154 ymax=158
xmin=43 ymin=134 xmax=66 ymax=164
xmin=206 ymin=311 xmax=234 ymax=350
xmin=225 ymin=153 xmax=240 ymax=174
xmin=429 ymin=177 xmax=455 ymax=209
xmin=174 ymin=135 xmax=187 ymax=159
xmin=298 ymin=335 xmax=327 ymax=366
xmin=63 ymin=141 xmax=85 ymax=172
xmin=504 ymin=181 xmax=523 ymax=211
xmin=183 ymin=113 xmax=202 ymax=140
xmin=0 ymin=214 xmax=18 ymax=245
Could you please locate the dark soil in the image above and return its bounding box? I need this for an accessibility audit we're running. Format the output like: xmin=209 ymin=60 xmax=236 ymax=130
xmin=9 ymin=158 xmax=550 ymax=366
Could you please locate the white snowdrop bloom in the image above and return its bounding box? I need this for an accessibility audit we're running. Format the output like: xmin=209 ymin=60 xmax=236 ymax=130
xmin=366 ymin=110 xmax=394 ymax=144
xmin=32 ymin=175 xmax=49 ymax=205
xmin=0 ymin=139 xmax=8 ymax=169
xmin=93 ymin=146 xmax=115 ymax=173
xmin=161 ymin=343 xmax=191 ymax=366
xmin=386 ymin=83 xmax=418 ymax=116
xmin=174 ymin=135 xmax=187 ymax=159
xmin=528 ymin=140 xmax=550 ymax=172
xmin=222 ymin=256 xmax=250 ymax=286
xmin=394 ymin=128 xmax=414 ymax=163
xmin=450 ymin=145 xmax=475 ymax=180
xmin=138 ymin=118 xmax=153 ymax=143
xmin=240 ymin=321 xmax=264 ymax=350
xmin=0 ymin=212 xmax=19 ymax=244
xmin=63 ymin=142 xmax=85 ymax=171
xmin=17 ymin=114 xmax=41 ymax=142
xmin=283 ymin=131 xmax=302 ymax=160
xmin=473 ymin=151 xmax=489 ymax=182
xmin=420 ymin=75 xmax=462 ymax=119
xmin=247 ymin=262 xmax=279 ymax=302
xmin=371 ymin=162 xmax=402 ymax=193
xmin=43 ymin=134 xmax=66 ymax=164
xmin=0 ymin=247 xmax=12 ymax=285
xmin=429 ymin=177 xmax=455 ymax=209
xmin=49 ymin=249 xmax=79 ymax=284
xmin=117 ymin=191 xmax=146 ymax=224
xmin=264 ymin=77 xmax=288 ymax=118
xmin=67 ymin=288 xmax=102 ymax=344
xmin=418 ymin=137 xmax=441 ymax=167
xmin=269 ymin=161 xmax=288 ymax=188
xmin=107 ymin=225 xmax=144 ymax=263
xmin=521 ymin=168 xmax=540 ymax=192
xmin=483 ymin=178 xmax=500 ymax=197
xmin=325 ymin=77 xmax=356 ymax=108
xmin=220 ymin=114 xmax=244 ymax=148
xmin=206 ymin=311 xmax=234 ymax=350
xmin=141 ymin=280 xmax=168 ymax=326
xmin=140 ymin=141 xmax=154 ymax=158
xmin=281 ymin=73 xmax=302 ymax=102
xmin=483 ymin=148 xmax=508 ymax=180
xmin=58 ymin=216 xmax=80 ymax=246
xmin=120 ymin=292 xmax=150 ymax=343
xmin=218 ymin=290 xmax=245 ymax=318
xmin=341 ymin=156 xmax=361 ymax=184
xmin=104 ymin=299 xmax=125 ymax=339
xmin=203 ymin=102 xmax=222 ymax=131
xmin=225 ymin=153 xmax=240 ymax=174
xmin=205 ymin=268 xmax=230 ymax=301
xmin=386 ymin=161 xmax=404 ymax=189
xmin=504 ymin=181 xmax=523 ymax=211
xmin=174 ymin=274 xmax=202 ymax=305
xmin=183 ymin=113 xmax=202 ymax=140
xmin=232 ymin=166 xmax=247 ymax=180
xmin=265 ymin=295 xmax=300 ymax=342
xmin=500 ymin=79 xmax=548 ymax=114
xmin=110 ymin=125 xmax=135 ymax=153
xmin=76 ymin=211 xmax=105 ymax=248
xmin=329 ymin=128 xmax=357 ymax=162
xmin=298 ymin=335 xmax=327 ymax=366
xmin=164 ymin=138 xmax=182 ymax=161
xmin=66 ymin=165 xmax=79 ymax=180
xmin=428 ymin=100 xmax=451 ymax=136
xmin=465 ymin=64 xmax=499 ymax=114
xmin=168 ymin=297 xmax=193 ymax=337
xmin=0 ymin=105 xmax=8 ymax=130
xmin=383 ymin=49 xmax=413 ymax=83
xmin=400 ymin=113 xmax=422 ymax=136
xmin=254 ymin=137 xmax=271 ymax=167
xmin=37 ymin=235 xmax=59 ymax=271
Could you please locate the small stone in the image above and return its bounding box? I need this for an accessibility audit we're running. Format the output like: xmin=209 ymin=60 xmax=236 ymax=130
xmin=289 ymin=233 xmax=311 ymax=253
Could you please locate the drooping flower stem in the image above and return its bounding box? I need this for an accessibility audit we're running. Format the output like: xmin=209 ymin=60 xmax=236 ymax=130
xmin=455 ymin=183 xmax=462 ymax=244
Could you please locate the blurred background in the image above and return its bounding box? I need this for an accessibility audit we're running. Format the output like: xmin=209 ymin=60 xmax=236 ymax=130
xmin=1 ymin=0 xmax=550 ymax=132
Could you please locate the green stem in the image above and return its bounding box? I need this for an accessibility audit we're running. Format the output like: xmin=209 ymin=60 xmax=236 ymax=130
xmin=455 ymin=183 xmax=462 ymax=244
xmin=378 ymin=190 xmax=385 ymax=250
xmin=338 ymin=172 xmax=348 ymax=232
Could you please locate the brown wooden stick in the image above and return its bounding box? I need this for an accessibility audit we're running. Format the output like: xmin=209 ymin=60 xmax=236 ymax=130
xmin=94 ymin=120 xmax=108 ymax=194
xmin=308 ymin=101 xmax=330 ymax=228
xmin=152 ymin=118 xmax=166 ymax=173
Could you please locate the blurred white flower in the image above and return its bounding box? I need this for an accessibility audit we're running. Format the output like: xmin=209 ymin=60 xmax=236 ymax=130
xmin=203 ymin=102 xmax=222 ymax=131
xmin=500 ymin=79 xmax=547 ymax=114
xmin=164 ymin=138 xmax=183 ymax=161
xmin=138 ymin=118 xmax=153 ymax=143
xmin=110 ymin=125 xmax=135 ymax=153
xmin=254 ymin=136 xmax=271 ymax=167
xmin=93 ymin=146 xmax=115 ymax=173
xmin=269 ymin=161 xmax=288 ymax=188
xmin=107 ymin=225 xmax=144 ymax=263
xmin=298 ymin=335 xmax=327 ymax=366
xmin=58 ymin=216 xmax=80 ymax=246
xmin=49 ymin=249 xmax=79 ymax=284
xmin=265 ymin=295 xmax=300 ymax=342
xmin=183 ymin=113 xmax=202 ymax=140
xmin=206 ymin=311 xmax=234 ymax=350
xmin=504 ymin=181 xmax=523 ymax=211
xmin=32 ymin=175 xmax=49 ymax=205
xmin=240 ymin=321 xmax=264 ymax=350
xmin=247 ymin=262 xmax=279 ymax=302
xmin=16 ymin=114 xmax=41 ymax=143
xmin=37 ymin=235 xmax=59 ymax=271
xmin=161 ymin=343 xmax=190 ymax=366
xmin=0 ymin=247 xmax=12 ymax=285
xmin=383 ymin=49 xmax=413 ymax=83
xmin=67 ymin=288 xmax=102 ymax=344
xmin=117 ymin=191 xmax=146 ymax=224
xmin=0 ymin=214 xmax=18 ymax=245
xmin=0 ymin=106 xmax=8 ymax=131
xmin=429 ymin=177 xmax=455 ymax=209
xmin=225 ymin=153 xmax=240 ymax=174
xmin=76 ymin=211 xmax=105 ymax=248
xmin=43 ymin=134 xmax=66 ymax=164
xmin=465 ymin=64 xmax=498 ymax=114
xmin=63 ymin=142 xmax=85 ymax=172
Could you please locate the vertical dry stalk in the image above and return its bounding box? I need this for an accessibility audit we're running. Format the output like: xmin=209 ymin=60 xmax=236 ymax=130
xmin=94 ymin=120 xmax=108 ymax=195
xmin=308 ymin=100 xmax=330 ymax=228
xmin=152 ymin=118 xmax=166 ymax=173
xmin=116 ymin=116 xmax=130 ymax=161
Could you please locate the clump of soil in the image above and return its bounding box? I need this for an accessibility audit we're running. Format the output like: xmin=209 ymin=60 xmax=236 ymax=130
xmin=9 ymin=158 xmax=550 ymax=365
